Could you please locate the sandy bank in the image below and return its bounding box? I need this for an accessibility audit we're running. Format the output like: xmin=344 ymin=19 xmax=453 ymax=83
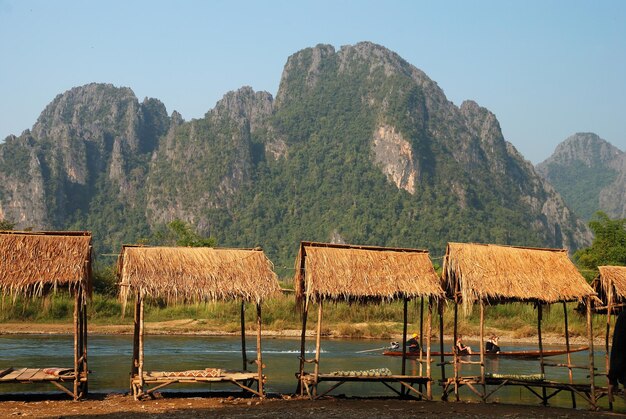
xmin=0 ymin=319 xmax=606 ymax=346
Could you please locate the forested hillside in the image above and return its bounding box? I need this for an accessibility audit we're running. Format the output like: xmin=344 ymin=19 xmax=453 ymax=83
xmin=536 ymin=133 xmax=625 ymax=220
xmin=0 ymin=43 xmax=591 ymax=273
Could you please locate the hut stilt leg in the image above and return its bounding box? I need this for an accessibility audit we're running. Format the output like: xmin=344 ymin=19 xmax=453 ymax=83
xmin=83 ymin=293 xmax=88 ymax=396
xmin=453 ymin=299 xmax=459 ymax=402
xmin=401 ymin=297 xmax=408 ymax=397
xmin=418 ymin=297 xmax=424 ymax=395
xmin=586 ymin=297 xmax=596 ymax=409
xmin=297 ymin=299 xmax=309 ymax=396
xmin=479 ymin=301 xmax=485 ymax=401
xmin=313 ymin=302 xmax=323 ymax=398
xmin=606 ymin=291 xmax=613 ymax=410
xmin=73 ymin=290 xmax=79 ymax=400
xmin=131 ymin=293 xmax=141 ymax=396
xmin=241 ymin=302 xmax=247 ymax=372
xmin=439 ymin=300 xmax=446 ymax=400
xmin=537 ymin=304 xmax=547 ymax=406
xmin=256 ymin=303 xmax=263 ymax=398
xmin=138 ymin=296 xmax=145 ymax=398
xmin=426 ymin=298 xmax=433 ymax=400
xmin=563 ymin=302 xmax=576 ymax=408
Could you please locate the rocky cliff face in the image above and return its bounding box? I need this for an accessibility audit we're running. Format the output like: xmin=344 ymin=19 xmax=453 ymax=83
xmin=0 ymin=83 xmax=170 ymax=242
xmin=537 ymin=133 xmax=625 ymax=220
xmin=0 ymin=43 xmax=592 ymax=265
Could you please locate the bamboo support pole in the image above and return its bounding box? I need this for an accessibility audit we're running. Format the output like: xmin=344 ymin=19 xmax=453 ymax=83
xmin=537 ymin=303 xmax=547 ymax=405
xmin=426 ymin=298 xmax=433 ymax=400
xmin=563 ymin=302 xmax=576 ymax=408
xmin=131 ymin=293 xmax=141 ymax=380
xmin=401 ymin=298 xmax=408 ymax=380
xmin=606 ymin=289 xmax=613 ymax=410
xmin=241 ymin=302 xmax=247 ymax=371
xmin=453 ymin=297 xmax=459 ymax=401
xmin=586 ymin=297 xmax=596 ymax=408
xmin=256 ymin=303 xmax=263 ymax=397
xmin=138 ymin=296 xmax=145 ymax=393
xmin=297 ymin=299 xmax=309 ymax=396
xmin=439 ymin=300 xmax=446 ymax=388
xmin=419 ymin=298 xmax=424 ymax=378
xmin=479 ymin=300 xmax=485 ymax=401
xmin=313 ymin=301 xmax=323 ymax=397
xmin=81 ymin=291 xmax=88 ymax=395
xmin=73 ymin=290 xmax=79 ymax=399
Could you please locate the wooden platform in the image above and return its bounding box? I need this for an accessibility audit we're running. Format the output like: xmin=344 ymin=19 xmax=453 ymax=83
xmin=299 ymin=372 xmax=431 ymax=400
xmin=131 ymin=369 xmax=263 ymax=399
xmin=0 ymin=367 xmax=86 ymax=399
xmin=0 ymin=367 xmax=77 ymax=382
xmin=442 ymin=376 xmax=597 ymax=407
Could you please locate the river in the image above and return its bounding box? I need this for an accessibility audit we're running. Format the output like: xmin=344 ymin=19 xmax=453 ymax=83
xmin=0 ymin=334 xmax=620 ymax=410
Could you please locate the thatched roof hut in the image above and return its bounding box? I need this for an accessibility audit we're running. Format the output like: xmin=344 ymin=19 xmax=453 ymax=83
xmin=118 ymin=245 xmax=280 ymax=305
xmin=294 ymin=241 xmax=443 ymax=305
xmin=0 ymin=231 xmax=92 ymax=297
xmin=442 ymin=242 xmax=595 ymax=314
xmin=593 ymin=265 xmax=626 ymax=308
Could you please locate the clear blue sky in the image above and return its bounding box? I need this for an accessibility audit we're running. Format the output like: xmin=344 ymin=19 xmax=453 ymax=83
xmin=1 ymin=0 xmax=624 ymax=163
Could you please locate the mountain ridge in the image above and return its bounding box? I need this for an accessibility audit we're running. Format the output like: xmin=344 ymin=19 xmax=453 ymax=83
xmin=0 ymin=42 xmax=591 ymax=269
xmin=536 ymin=132 xmax=625 ymax=220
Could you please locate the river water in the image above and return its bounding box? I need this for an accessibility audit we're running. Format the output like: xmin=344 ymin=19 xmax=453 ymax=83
xmin=0 ymin=334 xmax=620 ymax=410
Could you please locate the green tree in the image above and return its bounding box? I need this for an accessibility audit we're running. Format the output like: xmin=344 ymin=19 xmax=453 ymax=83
xmin=0 ymin=219 xmax=14 ymax=230
xmin=574 ymin=211 xmax=626 ymax=270
xmin=150 ymin=219 xmax=216 ymax=247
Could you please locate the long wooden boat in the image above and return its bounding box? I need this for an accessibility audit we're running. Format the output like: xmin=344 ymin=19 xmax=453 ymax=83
xmin=382 ymin=346 xmax=589 ymax=359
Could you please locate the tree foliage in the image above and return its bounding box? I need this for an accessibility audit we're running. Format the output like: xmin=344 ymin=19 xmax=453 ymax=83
xmin=0 ymin=219 xmax=14 ymax=230
xmin=574 ymin=212 xmax=626 ymax=270
xmin=149 ymin=219 xmax=216 ymax=247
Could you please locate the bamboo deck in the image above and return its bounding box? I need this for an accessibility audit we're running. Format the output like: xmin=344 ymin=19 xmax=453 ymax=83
xmin=299 ymin=371 xmax=431 ymax=400
xmin=0 ymin=367 xmax=87 ymax=399
xmin=0 ymin=367 xmax=77 ymax=382
xmin=131 ymin=370 xmax=264 ymax=399
xmin=442 ymin=376 xmax=598 ymax=406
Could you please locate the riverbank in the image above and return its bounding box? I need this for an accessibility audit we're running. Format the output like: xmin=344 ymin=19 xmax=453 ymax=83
xmin=0 ymin=319 xmax=605 ymax=346
xmin=0 ymin=393 xmax=619 ymax=418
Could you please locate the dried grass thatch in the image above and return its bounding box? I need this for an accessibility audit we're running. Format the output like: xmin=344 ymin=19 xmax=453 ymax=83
xmin=442 ymin=242 xmax=595 ymax=314
xmin=595 ymin=265 xmax=626 ymax=306
xmin=294 ymin=241 xmax=443 ymax=305
xmin=118 ymin=246 xmax=280 ymax=305
xmin=0 ymin=231 xmax=92 ymax=297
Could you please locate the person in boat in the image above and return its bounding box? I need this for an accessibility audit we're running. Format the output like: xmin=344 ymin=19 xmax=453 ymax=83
xmin=405 ymin=333 xmax=420 ymax=353
xmin=455 ymin=335 xmax=472 ymax=355
xmin=485 ymin=335 xmax=500 ymax=353
xmin=609 ymin=310 xmax=626 ymax=390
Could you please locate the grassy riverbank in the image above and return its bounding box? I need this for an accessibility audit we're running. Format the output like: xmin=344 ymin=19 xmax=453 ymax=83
xmin=0 ymin=291 xmax=603 ymax=343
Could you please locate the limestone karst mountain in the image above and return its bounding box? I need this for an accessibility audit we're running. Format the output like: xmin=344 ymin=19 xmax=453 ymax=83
xmin=0 ymin=43 xmax=591 ymax=269
xmin=536 ymin=132 xmax=625 ymax=220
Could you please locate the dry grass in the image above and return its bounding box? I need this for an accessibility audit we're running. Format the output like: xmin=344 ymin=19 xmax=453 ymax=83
xmin=118 ymin=246 xmax=281 ymax=307
xmin=294 ymin=241 xmax=443 ymax=306
xmin=595 ymin=265 xmax=626 ymax=307
xmin=0 ymin=230 xmax=92 ymax=298
xmin=442 ymin=242 xmax=596 ymax=315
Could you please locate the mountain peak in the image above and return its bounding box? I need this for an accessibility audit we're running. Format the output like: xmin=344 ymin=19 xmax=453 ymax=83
xmin=541 ymin=132 xmax=622 ymax=168
xmin=536 ymin=133 xmax=625 ymax=220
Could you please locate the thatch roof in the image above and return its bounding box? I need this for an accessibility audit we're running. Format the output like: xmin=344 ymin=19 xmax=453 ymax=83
xmin=0 ymin=231 xmax=92 ymax=297
xmin=594 ymin=266 xmax=626 ymax=306
xmin=442 ymin=242 xmax=595 ymax=313
xmin=294 ymin=241 xmax=443 ymax=304
xmin=118 ymin=246 xmax=280 ymax=304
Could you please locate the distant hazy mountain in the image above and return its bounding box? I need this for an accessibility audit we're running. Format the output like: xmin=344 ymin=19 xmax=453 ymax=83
xmin=0 ymin=42 xmax=591 ymax=270
xmin=536 ymin=133 xmax=625 ymax=220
